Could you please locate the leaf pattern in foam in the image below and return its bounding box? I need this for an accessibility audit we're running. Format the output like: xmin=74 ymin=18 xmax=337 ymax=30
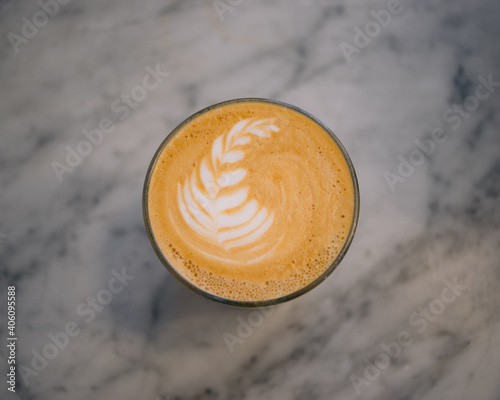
xmin=177 ymin=118 xmax=279 ymax=251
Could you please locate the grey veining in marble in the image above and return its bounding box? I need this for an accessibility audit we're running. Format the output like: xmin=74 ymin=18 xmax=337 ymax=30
xmin=1 ymin=0 xmax=500 ymax=399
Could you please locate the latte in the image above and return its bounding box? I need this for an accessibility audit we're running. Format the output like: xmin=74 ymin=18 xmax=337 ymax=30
xmin=144 ymin=99 xmax=358 ymax=304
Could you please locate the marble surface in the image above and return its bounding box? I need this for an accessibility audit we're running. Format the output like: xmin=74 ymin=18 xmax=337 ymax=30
xmin=1 ymin=0 xmax=500 ymax=399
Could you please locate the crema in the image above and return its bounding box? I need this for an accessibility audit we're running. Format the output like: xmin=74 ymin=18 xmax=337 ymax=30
xmin=145 ymin=99 xmax=358 ymax=303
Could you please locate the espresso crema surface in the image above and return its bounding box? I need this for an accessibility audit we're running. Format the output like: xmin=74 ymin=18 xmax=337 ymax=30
xmin=147 ymin=101 xmax=355 ymax=301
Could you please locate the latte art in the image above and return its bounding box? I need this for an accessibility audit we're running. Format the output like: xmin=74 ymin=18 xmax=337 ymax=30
xmin=177 ymin=118 xmax=281 ymax=263
xmin=145 ymin=100 xmax=358 ymax=303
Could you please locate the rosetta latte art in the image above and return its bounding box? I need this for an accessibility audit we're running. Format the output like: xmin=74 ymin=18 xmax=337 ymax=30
xmin=177 ymin=119 xmax=281 ymax=263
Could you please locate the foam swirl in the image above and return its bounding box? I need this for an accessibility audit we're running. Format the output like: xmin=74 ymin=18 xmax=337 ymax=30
xmin=177 ymin=119 xmax=280 ymax=262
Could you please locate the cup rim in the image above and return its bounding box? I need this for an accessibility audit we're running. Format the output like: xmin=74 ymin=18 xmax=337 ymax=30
xmin=142 ymin=97 xmax=360 ymax=307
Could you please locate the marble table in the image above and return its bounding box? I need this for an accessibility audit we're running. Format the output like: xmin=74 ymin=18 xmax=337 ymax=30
xmin=1 ymin=0 xmax=499 ymax=399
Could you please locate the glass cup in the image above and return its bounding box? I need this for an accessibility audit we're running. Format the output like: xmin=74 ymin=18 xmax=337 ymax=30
xmin=143 ymin=98 xmax=360 ymax=307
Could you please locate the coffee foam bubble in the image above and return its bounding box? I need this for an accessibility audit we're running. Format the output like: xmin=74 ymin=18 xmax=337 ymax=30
xmin=148 ymin=101 xmax=355 ymax=302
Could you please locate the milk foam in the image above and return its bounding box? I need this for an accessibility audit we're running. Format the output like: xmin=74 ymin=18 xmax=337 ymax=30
xmin=147 ymin=101 xmax=356 ymax=302
xmin=177 ymin=118 xmax=280 ymax=262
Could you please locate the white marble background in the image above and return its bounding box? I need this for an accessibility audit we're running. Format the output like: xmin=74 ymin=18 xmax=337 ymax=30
xmin=1 ymin=0 xmax=500 ymax=399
